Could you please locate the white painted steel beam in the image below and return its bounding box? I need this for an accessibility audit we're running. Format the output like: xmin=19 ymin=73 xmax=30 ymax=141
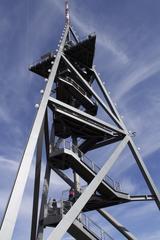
xmin=0 ymin=24 xmax=70 ymax=240
xmin=130 ymin=195 xmax=154 ymax=201
xmin=30 ymin=122 xmax=44 ymax=240
xmin=37 ymin=111 xmax=51 ymax=240
xmin=49 ymin=96 xmax=125 ymax=135
xmin=93 ymin=69 xmax=123 ymax=123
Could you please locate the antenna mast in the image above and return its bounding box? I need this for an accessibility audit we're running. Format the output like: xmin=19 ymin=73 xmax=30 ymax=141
xmin=65 ymin=0 xmax=70 ymax=25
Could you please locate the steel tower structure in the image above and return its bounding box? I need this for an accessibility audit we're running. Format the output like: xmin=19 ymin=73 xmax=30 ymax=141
xmin=1 ymin=1 xmax=160 ymax=240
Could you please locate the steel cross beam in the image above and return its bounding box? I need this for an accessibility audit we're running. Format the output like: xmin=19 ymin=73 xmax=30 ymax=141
xmin=61 ymin=54 xmax=123 ymax=129
xmin=93 ymin=68 xmax=160 ymax=210
xmin=0 ymin=24 xmax=70 ymax=240
xmin=47 ymin=137 xmax=128 ymax=240
xmin=130 ymin=195 xmax=154 ymax=201
xmin=49 ymin=96 xmax=125 ymax=135
xmin=87 ymin=137 xmax=123 ymax=151
xmin=98 ymin=209 xmax=137 ymax=240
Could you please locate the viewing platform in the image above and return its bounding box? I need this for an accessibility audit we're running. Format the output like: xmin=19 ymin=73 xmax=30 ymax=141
xmin=44 ymin=200 xmax=114 ymax=240
xmin=29 ymin=33 xmax=96 ymax=78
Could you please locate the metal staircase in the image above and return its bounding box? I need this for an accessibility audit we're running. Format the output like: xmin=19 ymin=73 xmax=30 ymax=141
xmin=49 ymin=140 xmax=130 ymax=208
xmin=44 ymin=200 xmax=114 ymax=240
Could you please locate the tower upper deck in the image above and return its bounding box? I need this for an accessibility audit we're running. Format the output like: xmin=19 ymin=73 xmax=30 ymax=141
xmin=29 ymin=33 xmax=96 ymax=78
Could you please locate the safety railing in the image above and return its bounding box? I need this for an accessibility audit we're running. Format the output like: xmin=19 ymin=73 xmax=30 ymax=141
xmin=29 ymin=51 xmax=55 ymax=68
xmin=80 ymin=213 xmax=114 ymax=240
xmin=60 ymin=76 xmax=86 ymax=96
xmin=53 ymin=140 xmax=121 ymax=191
xmin=61 ymin=200 xmax=114 ymax=240
xmin=59 ymin=76 xmax=97 ymax=106
xmin=79 ymin=32 xmax=96 ymax=43
xmin=29 ymin=32 xmax=96 ymax=69
xmin=64 ymin=32 xmax=96 ymax=50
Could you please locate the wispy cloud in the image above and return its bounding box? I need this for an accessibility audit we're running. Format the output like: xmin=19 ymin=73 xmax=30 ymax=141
xmin=0 ymin=107 xmax=11 ymax=123
xmin=73 ymin=16 xmax=129 ymax=64
xmin=97 ymin=32 xmax=129 ymax=64
xmin=140 ymin=230 xmax=160 ymax=240
xmin=0 ymin=156 xmax=18 ymax=171
xmin=116 ymin=58 xmax=160 ymax=100
xmin=120 ymin=177 xmax=138 ymax=194
xmin=0 ymin=154 xmax=69 ymax=190
xmin=108 ymin=201 xmax=159 ymax=235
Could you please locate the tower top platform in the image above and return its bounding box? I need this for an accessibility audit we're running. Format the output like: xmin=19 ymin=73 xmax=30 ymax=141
xmin=29 ymin=33 xmax=96 ymax=78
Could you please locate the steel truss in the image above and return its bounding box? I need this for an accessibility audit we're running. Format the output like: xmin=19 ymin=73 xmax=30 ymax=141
xmin=0 ymin=6 xmax=160 ymax=240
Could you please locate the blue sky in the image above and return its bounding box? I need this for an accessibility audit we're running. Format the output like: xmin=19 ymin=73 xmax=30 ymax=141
xmin=0 ymin=0 xmax=160 ymax=239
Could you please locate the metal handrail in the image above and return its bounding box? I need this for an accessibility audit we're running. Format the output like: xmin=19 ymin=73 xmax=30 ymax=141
xmin=47 ymin=199 xmax=114 ymax=240
xmin=64 ymin=32 xmax=96 ymax=50
xmin=53 ymin=140 xmax=121 ymax=191
xmin=80 ymin=213 xmax=114 ymax=240
xmin=60 ymin=200 xmax=114 ymax=240
xmin=61 ymin=76 xmax=86 ymax=96
xmin=29 ymin=51 xmax=55 ymax=68
xmin=79 ymin=32 xmax=96 ymax=43
xmin=59 ymin=76 xmax=98 ymax=106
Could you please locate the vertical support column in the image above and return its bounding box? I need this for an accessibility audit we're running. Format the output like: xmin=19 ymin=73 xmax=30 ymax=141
xmin=72 ymin=136 xmax=81 ymax=221
xmin=30 ymin=122 xmax=44 ymax=240
xmin=37 ymin=164 xmax=51 ymax=240
xmin=72 ymin=136 xmax=80 ymax=192
xmin=37 ymin=111 xmax=51 ymax=240
xmin=49 ymin=114 xmax=55 ymax=154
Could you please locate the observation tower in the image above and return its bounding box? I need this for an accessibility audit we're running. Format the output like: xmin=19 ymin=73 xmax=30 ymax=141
xmin=0 ymin=1 xmax=160 ymax=240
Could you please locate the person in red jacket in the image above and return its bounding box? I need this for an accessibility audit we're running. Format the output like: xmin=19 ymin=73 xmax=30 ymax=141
xmin=69 ymin=188 xmax=75 ymax=202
